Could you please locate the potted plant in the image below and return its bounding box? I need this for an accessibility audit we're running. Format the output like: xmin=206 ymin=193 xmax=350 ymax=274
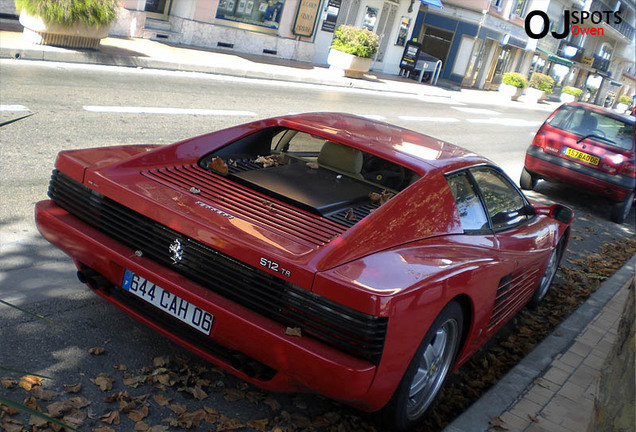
xmin=499 ymin=72 xmax=527 ymax=100
xmin=327 ymin=25 xmax=379 ymax=78
xmin=560 ymin=86 xmax=582 ymax=103
xmin=16 ymin=0 xmax=118 ymax=49
xmin=615 ymin=95 xmax=632 ymax=113
xmin=525 ymin=73 xmax=555 ymax=103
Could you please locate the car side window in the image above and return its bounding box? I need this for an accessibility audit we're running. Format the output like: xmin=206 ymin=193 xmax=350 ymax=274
xmin=470 ymin=168 xmax=531 ymax=230
xmin=446 ymin=172 xmax=489 ymax=231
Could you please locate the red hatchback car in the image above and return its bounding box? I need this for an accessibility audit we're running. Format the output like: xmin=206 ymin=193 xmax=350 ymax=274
xmin=36 ymin=113 xmax=572 ymax=430
xmin=522 ymin=103 xmax=635 ymax=223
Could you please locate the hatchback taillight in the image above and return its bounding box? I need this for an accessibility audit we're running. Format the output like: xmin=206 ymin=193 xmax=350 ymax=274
xmin=532 ymin=133 xmax=546 ymax=148
xmin=618 ymin=160 xmax=635 ymax=178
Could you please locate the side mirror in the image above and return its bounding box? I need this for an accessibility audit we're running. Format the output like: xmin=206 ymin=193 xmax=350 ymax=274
xmin=535 ymin=203 xmax=574 ymax=224
xmin=553 ymin=204 xmax=574 ymax=224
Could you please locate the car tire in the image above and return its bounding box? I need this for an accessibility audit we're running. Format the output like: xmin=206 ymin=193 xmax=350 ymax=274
xmin=380 ymin=301 xmax=463 ymax=431
xmin=610 ymin=191 xmax=634 ymax=224
xmin=520 ymin=168 xmax=537 ymax=190
xmin=529 ymin=238 xmax=564 ymax=307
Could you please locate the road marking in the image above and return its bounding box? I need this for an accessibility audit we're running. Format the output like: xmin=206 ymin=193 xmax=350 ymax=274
xmin=398 ymin=116 xmax=460 ymax=122
xmin=466 ymin=118 xmax=542 ymax=127
xmin=452 ymin=107 xmax=501 ymax=115
xmin=0 ymin=105 xmax=30 ymax=112
xmin=83 ymin=106 xmax=258 ymax=116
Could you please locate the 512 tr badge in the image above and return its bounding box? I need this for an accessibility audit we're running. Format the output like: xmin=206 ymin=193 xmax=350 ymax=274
xmin=259 ymin=257 xmax=292 ymax=277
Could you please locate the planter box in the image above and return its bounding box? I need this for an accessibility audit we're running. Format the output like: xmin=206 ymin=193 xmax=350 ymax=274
xmin=560 ymin=93 xmax=577 ymax=103
xmin=525 ymin=87 xmax=546 ymax=104
xmin=327 ymin=48 xmax=372 ymax=79
xmin=499 ymin=83 xmax=524 ymax=101
xmin=19 ymin=10 xmax=110 ymax=50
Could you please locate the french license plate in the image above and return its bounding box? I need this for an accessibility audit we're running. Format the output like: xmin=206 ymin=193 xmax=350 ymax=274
xmin=122 ymin=269 xmax=213 ymax=336
xmin=563 ymin=147 xmax=600 ymax=166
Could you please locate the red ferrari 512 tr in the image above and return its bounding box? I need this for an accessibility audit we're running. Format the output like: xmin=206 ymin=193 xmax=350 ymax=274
xmin=36 ymin=113 xmax=572 ymax=430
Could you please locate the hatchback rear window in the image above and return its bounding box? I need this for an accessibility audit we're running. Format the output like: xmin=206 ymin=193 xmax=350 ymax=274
xmin=547 ymin=106 xmax=634 ymax=151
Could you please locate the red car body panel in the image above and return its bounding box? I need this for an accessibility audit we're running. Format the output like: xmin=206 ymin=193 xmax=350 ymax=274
xmin=524 ymin=103 xmax=635 ymax=202
xmin=36 ymin=113 xmax=571 ymax=413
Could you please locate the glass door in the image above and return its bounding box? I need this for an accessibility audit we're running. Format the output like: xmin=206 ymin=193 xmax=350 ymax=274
xmin=145 ymin=0 xmax=172 ymax=20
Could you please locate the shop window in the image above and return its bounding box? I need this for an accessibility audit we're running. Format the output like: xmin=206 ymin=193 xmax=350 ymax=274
xmin=490 ymin=0 xmax=503 ymax=10
xmin=216 ymin=0 xmax=285 ymax=31
xmin=362 ymin=6 xmax=378 ymax=31
xmin=511 ymin=0 xmax=528 ymax=18
xmin=597 ymin=43 xmax=612 ymax=60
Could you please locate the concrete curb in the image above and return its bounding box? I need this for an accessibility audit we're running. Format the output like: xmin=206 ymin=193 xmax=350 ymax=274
xmin=443 ymin=254 xmax=636 ymax=432
xmin=0 ymin=44 xmax=452 ymax=98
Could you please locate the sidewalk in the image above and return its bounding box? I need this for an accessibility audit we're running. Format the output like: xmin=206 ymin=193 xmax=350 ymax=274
xmin=0 ymin=26 xmax=559 ymax=112
xmin=444 ymin=255 xmax=635 ymax=432
xmin=2 ymin=25 xmax=632 ymax=432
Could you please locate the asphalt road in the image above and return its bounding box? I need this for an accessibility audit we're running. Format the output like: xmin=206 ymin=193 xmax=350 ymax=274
xmin=0 ymin=60 xmax=634 ymax=432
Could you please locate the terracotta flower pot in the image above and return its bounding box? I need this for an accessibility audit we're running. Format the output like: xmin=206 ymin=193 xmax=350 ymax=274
xmin=19 ymin=10 xmax=111 ymax=50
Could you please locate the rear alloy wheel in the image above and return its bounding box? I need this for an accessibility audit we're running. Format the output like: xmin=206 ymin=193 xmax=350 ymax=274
xmin=520 ymin=168 xmax=537 ymax=190
xmin=529 ymin=242 xmax=561 ymax=307
xmin=382 ymin=301 xmax=463 ymax=431
xmin=611 ymin=191 xmax=634 ymax=224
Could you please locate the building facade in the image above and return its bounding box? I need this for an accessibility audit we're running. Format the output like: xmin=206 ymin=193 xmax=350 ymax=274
xmin=112 ymin=0 xmax=420 ymax=74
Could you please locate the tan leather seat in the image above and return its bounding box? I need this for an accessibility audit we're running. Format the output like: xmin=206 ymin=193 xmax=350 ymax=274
xmin=317 ymin=141 xmax=364 ymax=179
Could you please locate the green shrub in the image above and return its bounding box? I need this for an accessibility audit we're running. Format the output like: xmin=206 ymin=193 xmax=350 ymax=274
xmin=617 ymin=95 xmax=632 ymax=105
xmin=501 ymin=72 xmax=527 ymax=89
xmin=529 ymin=73 xmax=555 ymax=94
xmin=15 ymin=0 xmax=118 ymax=27
xmin=331 ymin=25 xmax=379 ymax=59
xmin=561 ymin=86 xmax=582 ymax=97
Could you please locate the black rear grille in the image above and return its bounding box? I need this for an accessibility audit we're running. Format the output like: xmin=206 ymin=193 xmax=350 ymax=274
xmin=48 ymin=171 xmax=387 ymax=364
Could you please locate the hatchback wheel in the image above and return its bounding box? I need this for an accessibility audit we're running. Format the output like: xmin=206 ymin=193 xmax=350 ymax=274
xmin=611 ymin=191 xmax=635 ymax=224
xmin=381 ymin=301 xmax=463 ymax=431
xmin=520 ymin=168 xmax=537 ymax=190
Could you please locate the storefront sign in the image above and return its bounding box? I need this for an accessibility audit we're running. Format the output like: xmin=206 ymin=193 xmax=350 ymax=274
xmin=293 ymin=0 xmax=320 ymax=37
xmin=320 ymin=0 xmax=340 ymax=32
xmin=581 ymin=55 xmax=593 ymax=66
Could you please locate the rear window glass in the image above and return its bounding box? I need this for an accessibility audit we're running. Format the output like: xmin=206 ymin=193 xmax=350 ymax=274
xmin=547 ymin=106 xmax=634 ymax=151
xmin=200 ymin=128 xmax=419 ymax=192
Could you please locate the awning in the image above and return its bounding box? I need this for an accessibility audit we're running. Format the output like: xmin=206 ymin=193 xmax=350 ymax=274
xmin=536 ymin=47 xmax=573 ymax=67
xmin=420 ymin=0 xmax=443 ymax=8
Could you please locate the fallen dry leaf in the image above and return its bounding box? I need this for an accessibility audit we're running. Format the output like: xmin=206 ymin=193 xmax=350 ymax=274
xmin=134 ymin=421 xmax=150 ymax=431
xmin=306 ymin=162 xmax=319 ymax=169
xmin=152 ymin=394 xmax=170 ymax=406
xmin=63 ymin=383 xmax=82 ymax=393
xmin=100 ymin=410 xmax=121 ymax=425
xmin=30 ymin=386 xmax=57 ymax=401
xmin=89 ymin=346 xmax=106 ymax=355
xmin=168 ymin=403 xmax=187 ymax=415
xmin=1 ymin=379 xmax=17 ymax=389
xmin=19 ymin=375 xmax=42 ymax=391
xmin=91 ymin=373 xmax=114 ymax=392
xmin=345 ymin=208 xmax=356 ymax=221
xmin=285 ymin=327 xmax=302 ymax=337
xmin=223 ymin=388 xmax=244 ymax=402
xmin=208 ymin=157 xmax=229 ymax=175
xmin=93 ymin=426 xmax=115 ymax=432
xmin=127 ymin=405 xmax=149 ymax=422
xmin=247 ymin=419 xmax=269 ymax=431
xmin=216 ymin=414 xmax=244 ymax=431
xmin=1 ymin=421 xmax=23 ymax=432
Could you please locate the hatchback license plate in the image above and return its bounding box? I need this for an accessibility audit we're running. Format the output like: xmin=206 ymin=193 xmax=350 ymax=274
xmin=563 ymin=147 xmax=600 ymax=166
xmin=122 ymin=269 xmax=213 ymax=335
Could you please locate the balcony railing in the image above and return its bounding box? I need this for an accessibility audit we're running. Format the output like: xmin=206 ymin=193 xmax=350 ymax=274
xmin=592 ymin=55 xmax=610 ymax=72
xmin=590 ymin=0 xmax=635 ymax=41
